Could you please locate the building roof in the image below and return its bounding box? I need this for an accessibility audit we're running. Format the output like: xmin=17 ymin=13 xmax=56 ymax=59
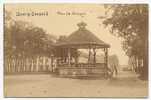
xmin=56 ymin=22 xmax=110 ymax=48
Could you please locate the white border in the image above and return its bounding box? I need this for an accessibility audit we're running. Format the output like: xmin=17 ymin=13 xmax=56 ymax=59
xmin=0 ymin=1 xmax=4 ymax=100
xmin=3 ymin=0 xmax=150 ymax=4
xmin=0 ymin=0 xmax=150 ymax=100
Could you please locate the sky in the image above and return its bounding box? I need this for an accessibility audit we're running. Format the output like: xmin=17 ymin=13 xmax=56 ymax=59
xmin=5 ymin=4 xmax=129 ymax=65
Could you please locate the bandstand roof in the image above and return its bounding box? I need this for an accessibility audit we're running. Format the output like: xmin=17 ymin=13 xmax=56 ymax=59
xmin=56 ymin=22 xmax=110 ymax=49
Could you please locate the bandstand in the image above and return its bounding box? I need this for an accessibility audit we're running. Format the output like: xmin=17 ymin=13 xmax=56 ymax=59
xmin=54 ymin=22 xmax=110 ymax=78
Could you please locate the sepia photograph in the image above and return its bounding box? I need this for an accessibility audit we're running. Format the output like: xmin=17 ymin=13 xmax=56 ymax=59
xmin=4 ymin=4 xmax=148 ymax=98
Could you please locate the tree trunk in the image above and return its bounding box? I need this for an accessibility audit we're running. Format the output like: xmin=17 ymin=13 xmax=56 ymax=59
xmin=140 ymin=39 xmax=148 ymax=80
xmin=141 ymin=53 xmax=148 ymax=80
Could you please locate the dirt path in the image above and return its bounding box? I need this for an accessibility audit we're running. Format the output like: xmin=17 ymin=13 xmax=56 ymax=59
xmin=4 ymin=71 xmax=148 ymax=97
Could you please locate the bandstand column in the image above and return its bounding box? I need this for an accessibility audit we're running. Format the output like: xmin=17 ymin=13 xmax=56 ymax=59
xmin=105 ymin=48 xmax=108 ymax=68
xmin=51 ymin=54 xmax=54 ymax=72
xmin=93 ymin=48 xmax=96 ymax=64
xmin=68 ymin=48 xmax=71 ymax=66
xmin=88 ymin=46 xmax=91 ymax=63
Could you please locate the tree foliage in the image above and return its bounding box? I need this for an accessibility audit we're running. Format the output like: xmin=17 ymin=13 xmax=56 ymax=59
xmin=4 ymin=11 xmax=56 ymax=58
xmin=102 ymin=4 xmax=148 ymax=79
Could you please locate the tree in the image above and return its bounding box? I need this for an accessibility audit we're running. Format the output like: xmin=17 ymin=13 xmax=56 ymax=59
xmin=101 ymin=4 xmax=148 ymax=80
xmin=4 ymin=11 xmax=15 ymax=58
xmin=4 ymin=11 xmax=56 ymax=58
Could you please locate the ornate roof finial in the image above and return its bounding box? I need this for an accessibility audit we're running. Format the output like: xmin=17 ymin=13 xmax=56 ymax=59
xmin=77 ymin=22 xmax=87 ymax=29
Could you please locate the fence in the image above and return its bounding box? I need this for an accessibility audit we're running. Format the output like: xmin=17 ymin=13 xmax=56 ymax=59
xmin=4 ymin=56 xmax=53 ymax=74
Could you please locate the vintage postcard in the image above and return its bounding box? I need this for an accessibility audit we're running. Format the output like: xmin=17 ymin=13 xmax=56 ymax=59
xmin=4 ymin=4 xmax=148 ymax=97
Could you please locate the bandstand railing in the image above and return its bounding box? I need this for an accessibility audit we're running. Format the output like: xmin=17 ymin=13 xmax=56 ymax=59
xmin=56 ymin=63 xmax=107 ymax=77
xmin=57 ymin=63 xmax=105 ymax=68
